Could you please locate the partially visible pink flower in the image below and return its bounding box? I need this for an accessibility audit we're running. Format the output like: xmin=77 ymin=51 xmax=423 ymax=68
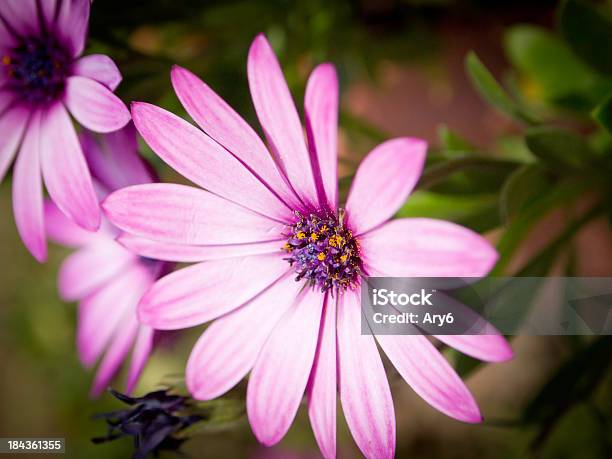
xmin=104 ymin=34 xmax=513 ymax=458
xmin=0 ymin=0 xmax=130 ymax=261
xmin=47 ymin=124 xmax=167 ymax=396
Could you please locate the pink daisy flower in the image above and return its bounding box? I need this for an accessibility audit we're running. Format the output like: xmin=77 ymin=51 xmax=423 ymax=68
xmin=47 ymin=124 xmax=168 ymax=396
xmin=0 ymin=0 xmax=130 ymax=261
xmin=103 ymin=34 xmax=513 ymax=458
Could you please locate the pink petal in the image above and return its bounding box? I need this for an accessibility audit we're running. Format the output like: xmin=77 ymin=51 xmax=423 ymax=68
xmin=72 ymin=54 xmax=122 ymax=91
xmin=44 ymin=200 xmax=98 ymax=247
xmin=81 ymin=123 xmax=153 ymax=191
xmin=58 ymin=240 xmax=136 ymax=301
xmin=435 ymin=334 xmax=513 ymax=363
xmin=337 ymin=288 xmax=395 ymax=459
xmin=170 ymin=66 xmax=300 ymax=209
xmin=12 ymin=110 xmax=46 ymax=262
xmin=247 ymin=288 xmax=324 ymax=446
xmin=117 ymin=233 xmax=283 ymax=263
xmin=91 ymin=314 xmax=140 ymax=397
xmin=139 ymin=254 xmax=288 ymax=329
xmin=78 ymin=264 xmax=150 ymax=367
xmin=56 ymin=0 xmax=90 ymax=57
xmin=131 ymin=102 xmax=290 ymax=221
xmin=0 ymin=0 xmax=39 ymax=36
xmin=0 ymin=11 xmax=18 ymax=50
xmin=0 ymin=105 xmax=29 ymax=184
xmin=40 ymin=103 xmax=100 ymax=231
xmin=0 ymin=90 xmax=16 ymax=115
xmin=39 ymin=0 xmax=59 ymax=30
xmin=360 ymin=218 xmax=498 ymax=277
xmin=247 ymin=34 xmax=317 ymax=207
xmin=126 ymin=326 xmax=155 ymax=394
xmin=304 ymin=63 xmax=339 ymax=209
xmin=376 ymin=334 xmax=482 ymax=423
xmin=186 ymin=274 xmax=302 ymax=400
xmin=346 ymin=138 xmax=427 ymax=235
xmin=307 ymin=295 xmax=337 ymax=459
xmin=102 ymin=184 xmax=284 ymax=245
xmin=64 ymin=77 xmax=130 ymax=133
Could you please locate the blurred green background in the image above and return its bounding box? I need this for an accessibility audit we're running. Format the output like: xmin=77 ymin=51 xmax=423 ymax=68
xmin=1 ymin=0 xmax=612 ymax=458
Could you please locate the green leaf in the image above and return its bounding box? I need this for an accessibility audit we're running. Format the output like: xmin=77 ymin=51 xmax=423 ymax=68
xmin=525 ymin=126 xmax=598 ymax=171
xmin=558 ymin=0 xmax=612 ymax=76
xmin=421 ymin=155 xmax=519 ymax=194
xmin=396 ymin=190 xmax=499 ymax=232
xmin=504 ymin=24 xmax=598 ymax=102
xmin=523 ymin=336 xmax=612 ymax=425
xmin=500 ymin=164 xmax=552 ymax=223
xmin=465 ymin=51 xmax=538 ymax=124
xmin=592 ymin=91 xmax=612 ymax=132
xmin=437 ymin=124 xmax=474 ymax=152
xmin=491 ymin=179 xmax=589 ymax=275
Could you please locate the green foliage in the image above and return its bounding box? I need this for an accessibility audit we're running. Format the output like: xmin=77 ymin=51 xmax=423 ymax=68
xmin=465 ymin=51 xmax=538 ymax=124
xmin=525 ymin=126 xmax=599 ymax=171
xmin=504 ymin=25 xmax=600 ymax=107
xmin=558 ymin=0 xmax=612 ymax=76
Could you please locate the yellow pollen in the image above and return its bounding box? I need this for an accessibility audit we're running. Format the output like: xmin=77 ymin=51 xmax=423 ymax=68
xmin=2 ymin=55 xmax=10 ymax=65
xmin=310 ymin=233 xmax=319 ymax=242
xmin=296 ymin=231 xmax=306 ymax=239
xmin=340 ymin=254 xmax=348 ymax=263
xmin=317 ymin=252 xmax=326 ymax=261
xmin=283 ymin=243 xmax=292 ymax=252
xmin=320 ymin=225 xmax=328 ymax=232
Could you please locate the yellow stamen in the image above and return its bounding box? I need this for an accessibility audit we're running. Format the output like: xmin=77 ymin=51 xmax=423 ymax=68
xmin=297 ymin=231 xmax=306 ymax=239
xmin=310 ymin=232 xmax=319 ymax=242
xmin=283 ymin=243 xmax=292 ymax=252
xmin=340 ymin=254 xmax=348 ymax=263
xmin=317 ymin=253 xmax=326 ymax=261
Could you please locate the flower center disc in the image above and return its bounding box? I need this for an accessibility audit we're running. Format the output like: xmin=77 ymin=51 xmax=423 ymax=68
xmin=284 ymin=210 xmax=361 ymax=292
xmin=3 ymin=36 xmax=71 ymax=105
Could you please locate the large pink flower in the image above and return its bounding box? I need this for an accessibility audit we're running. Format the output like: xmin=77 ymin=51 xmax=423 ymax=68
xmin=47 ymin=125 xmax=167 ymax=396
xmin=103 ymin=34 xmax=513 ymax=458
xmin=0 ymin=0 xmax=130 ymax=261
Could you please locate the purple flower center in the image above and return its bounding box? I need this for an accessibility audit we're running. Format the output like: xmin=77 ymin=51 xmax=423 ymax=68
xmin=284 ymin=210 xmax=362 ymax=292
xmin=2 ymin=35 xmax=71 ymax=105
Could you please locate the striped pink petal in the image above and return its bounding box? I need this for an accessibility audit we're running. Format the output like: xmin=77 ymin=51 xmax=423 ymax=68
xmin=307 ymin=295 xmax=337 ymax=459
xmin=12 ymin=110 xmax=46 ymax=261
xmin=40 ymin=102 xmax=100 ymax=231
xmin=247 ymin=34 xmax=317 ymax=207
xmin=126 ymin=326 xmax=155 ymax=394
xmin=360 ymin=218 xmax=498 ymax=277
xmin=72 ymin=54 xmax=122 ymax=91
xmin=304 ymin=63 xmax=339 ymax=209
xmin=64 ymin=76 xmax=130 ymax=133
xmin=247 ymin=288 xmax=324 ymax=446
xmin=131 ymin=102 xmax=290 ymax=221
xmin=376 ymin=334 xmax=482 ymax=423
xmin=186 ymin=274 xmax=302 ymax=400
xmin=346 ymin=138 xmax=426 ymax=235
xmin=58 ymin=240 xmax=135 ymax=301
xmin=117 ymin=233 xmax=283 ymax=263
xmin=102 ymin=184 xmax=284 ymax=245
xmin=0 ymin=105 xmax=29 ymax=184
xmin=138 ymin=253 xmax=288 ymax=330
xmin=337 ymin=288 xmax=395 ymax=459
xmin=56 ymin=0 xmax=90 ymax=58
xmin=170 ymin=66 xmax=300 ymax=210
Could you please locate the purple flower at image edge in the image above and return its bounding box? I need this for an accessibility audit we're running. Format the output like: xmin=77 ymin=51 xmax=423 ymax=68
xmin=103 ymin=34 xmax=514 ymax=459
xmin=0 ymin=0 xmax=130 ymax=261
xmin=47 ymin=124 xmax=168 ymax=396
